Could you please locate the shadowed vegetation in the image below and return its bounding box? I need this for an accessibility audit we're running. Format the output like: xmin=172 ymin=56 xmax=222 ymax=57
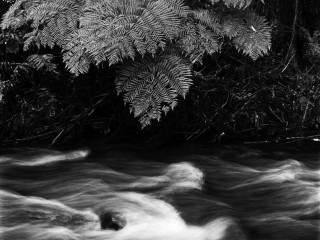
xmin=0 ymin=0 xmax=319 ymax=145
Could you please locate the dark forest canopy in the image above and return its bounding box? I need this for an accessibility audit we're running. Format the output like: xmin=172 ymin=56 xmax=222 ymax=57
xmin=0 ymin=0 xmax=319 ymax=146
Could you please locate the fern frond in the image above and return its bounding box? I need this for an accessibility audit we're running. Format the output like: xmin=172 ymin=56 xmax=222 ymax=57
xmin=208 ymin=0 xmax=264 ymax=9
xmin=23 ymin=30 xmax=36 ymax=50
xmin=27 ymin=54 xmax=57 ymax=72
xmin=179 ymin=20 xmax=221 ymax=63
xmin=1 ymin=0 xmax=30 ymax=29
xmin=232 ymin=11 xmax=271 ymax=59
xmin=222 ymin=0 xmax=253 ymax=9
xmin=30 ymin=1 xmax=81 ymax=47
xmin=116 ymin=49 xmax=193 ymax=128
xmin=2 ymin=0 xmax=272 ymax=128
xmin=27 ymin=0 xmax=80 ymax=28
xmin=178 ymin=10 xmax=222 ymax=63
xmin=63 ymin=32 xmax=91 ymax=75
xmin=221 ymin=13 xmax=243 ymax=38
xmin=192 ymin=9 xmax=221 ymax=33
xmin=77 ymin=0 xmax=187 ymax=68
xmin=2 ymin=0 xmax=82 ymax=49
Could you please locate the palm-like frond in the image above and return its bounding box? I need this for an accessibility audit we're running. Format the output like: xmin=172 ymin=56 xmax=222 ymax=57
xmin=1 ymin=0 xmax=31 ymax=29
xmin=27 ymin=0 xmax=82 ymax=49
xmin=62 ymin=32 xmax=91 ymax=75
xmin=116 ymin=49 xmax=192 ymax=128
xmin=27 ymin=54 xmax=57 ymax=72
xmin=179 ymin=9 xmax=271 ymax=62
xmin=78 ymin=0 xmax=187 ymax=69
xmin=178 ymin=10 xmax=222 ymax=63
xmin=2 ymin=0 xmax=83 ymax=51
xmin=231 ymin=11 xmax=271 ymax=59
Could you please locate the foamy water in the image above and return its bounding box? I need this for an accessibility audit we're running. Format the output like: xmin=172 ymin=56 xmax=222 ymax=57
xmin=0 ymin=146 xmax=319 ymax=240
xmin=1 ymin=149 xmax=89 ymax=166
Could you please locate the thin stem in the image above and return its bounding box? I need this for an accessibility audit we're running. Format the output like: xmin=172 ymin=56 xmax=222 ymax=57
xmin=284 ymin=0 xmax=299 ymax=64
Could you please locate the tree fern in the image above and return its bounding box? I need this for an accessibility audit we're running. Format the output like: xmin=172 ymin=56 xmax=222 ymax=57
xmin=1 ymin=0 xmax=272 ymax=127
xmin=116 ymin=49 xmax=192 ymax=128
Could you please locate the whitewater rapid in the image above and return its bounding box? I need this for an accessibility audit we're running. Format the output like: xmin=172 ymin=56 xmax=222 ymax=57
xmin=0 ymin=146 xmax=319 ymax=240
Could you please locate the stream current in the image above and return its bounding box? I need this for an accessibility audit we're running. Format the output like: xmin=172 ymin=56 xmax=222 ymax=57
xmin=0 ymin=144 xmax=319 ymax=240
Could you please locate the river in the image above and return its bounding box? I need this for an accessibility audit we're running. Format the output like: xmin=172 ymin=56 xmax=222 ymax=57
xmin=0 ymin=144 xmax=319 ymax=240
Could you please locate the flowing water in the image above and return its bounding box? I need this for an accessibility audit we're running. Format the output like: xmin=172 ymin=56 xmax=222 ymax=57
xmin=0 ymin=144 xmax=319 ymax=240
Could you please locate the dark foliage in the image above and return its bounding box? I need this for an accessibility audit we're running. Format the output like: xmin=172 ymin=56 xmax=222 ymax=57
xmin=0 ymin=0 xmax=319 ymax=145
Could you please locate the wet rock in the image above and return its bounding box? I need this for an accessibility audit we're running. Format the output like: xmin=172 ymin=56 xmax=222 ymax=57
xmin=100 ymin=212 xmax=125 ymax=230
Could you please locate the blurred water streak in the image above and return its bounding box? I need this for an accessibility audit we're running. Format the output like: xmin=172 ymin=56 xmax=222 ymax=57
xmin=0 ymin=145 xmax=319 ymax=240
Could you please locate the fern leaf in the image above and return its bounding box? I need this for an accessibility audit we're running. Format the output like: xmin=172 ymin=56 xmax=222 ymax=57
xmin=79 ymin=0 xmax=187 ymax=67
xmin=208 ymin=0 xmax=264 ymax=9
xmin=116 ymin=49 xmax=193 ymax=128
xmin=1 ymin=0 xmax=30 ymax=29
xmin=27 ymin=54 xmax=57 ymax=72
xmin=232 ymin=11 xmax=271 ymax=59
xmin=178 ymin=10 xmax=222 ymax=63
xmin=63 ymin=33 xmax=91 ymax=75
xmin=179 ymin=22 xmax=221 ymax=63
xmin=192 ymin=10 xmax=221 ymax=33
xmin=222 ymin=0 xmax=253 ymax=9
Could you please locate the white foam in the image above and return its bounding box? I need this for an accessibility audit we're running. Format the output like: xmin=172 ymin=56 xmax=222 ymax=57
xmin=91 ymin=192 xmax=229 ymax=240
xmin=164 ymin=162 xmax=204 ymax=192
xmin=127 ymin=162 xmax=204 ymax=193
xmin=15 ymin=149 xmax=89 ymax=166
xmin=205 ymin=218 xmax=233 ymax=240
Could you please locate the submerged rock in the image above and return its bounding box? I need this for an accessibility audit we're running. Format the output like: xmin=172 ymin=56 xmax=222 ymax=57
xmin=51 ymin=213 xmax=89 ymax=227
xmin=100 ymin=212 xmax=125 ymax=230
